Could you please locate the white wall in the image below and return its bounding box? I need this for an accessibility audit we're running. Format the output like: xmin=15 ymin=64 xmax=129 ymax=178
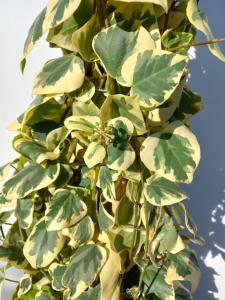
xmin=0 ymin=1 xmax=225 ymax=299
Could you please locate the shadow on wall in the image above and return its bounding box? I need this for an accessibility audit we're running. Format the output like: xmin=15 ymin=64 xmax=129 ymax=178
xmin=184 ymin=15 xmax=225 ymax=298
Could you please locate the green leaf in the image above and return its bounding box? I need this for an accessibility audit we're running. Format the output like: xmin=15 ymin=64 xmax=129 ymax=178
xmin=0 ymin=194 xmax=14 ymax=209
xmin=84 ymin=142 xmax=106 ymax=168
xmin=2 ymin=163 xmax=60 ymax=200
xmin=142 ymin=265 xmax=175 ymax=300
xmin=62 ymin=244 xmax=107 ymax=298
xmin=93 ymin=25 xmax=156 ymax=81
xmin=115 ymin=196 xmax=135 ymax=226
xmin=187 ymin=0 xmax=225 ymax=63
xmin=23 ymin=218 xmax=65 ymax=268
xmin=121 ymin=49 xmax=187 ymax=108
xmin=97 ymin=166 xmax=116 ymax=202
xmin=101 ymin=94 xmax=146 ymax=135
xmin=140 ymin=121 xmax=200 ymax=183
xmin=62 ymin=216 xmax=95 ymax=249
xmin=143 ymin=175 xmax=187 ymax=206
xmin=174 ymin=87 xmax=203 ymax=125
xmin=33 ymin=54 xmax=85 ymax=95
xmin=18 ymin=274 xmax=32 ymax=298
xmin=15 ymin=198 xmax=34 ymax=229
xmin=73 ymin=14 xmax=100 ymax=61
xmin=167 ymin=249 xmax=201 ymax=293
xmin=49 ymin=263 xmax=67 ymax=291
xmin=45 ymin=188 xmax=87 ymax=230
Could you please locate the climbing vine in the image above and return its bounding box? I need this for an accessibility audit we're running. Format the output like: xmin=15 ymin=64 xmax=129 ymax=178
xmin=0 ymin=0 xmax=224 ymax=299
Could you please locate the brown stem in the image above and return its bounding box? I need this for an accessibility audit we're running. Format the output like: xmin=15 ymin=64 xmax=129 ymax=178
xmin=169 ymin=37 xmax=225 ymax=52
xmin=96 ymin=0 xmax=109 ymax=28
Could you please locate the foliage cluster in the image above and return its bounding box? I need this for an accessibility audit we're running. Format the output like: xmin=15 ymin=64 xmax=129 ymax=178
xmin=1 ymin=0 xmax=225 ymax=299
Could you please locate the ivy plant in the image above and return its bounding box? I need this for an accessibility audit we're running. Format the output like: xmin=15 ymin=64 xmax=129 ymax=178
xmin=1 ymin=0 xmax=225 ymax=299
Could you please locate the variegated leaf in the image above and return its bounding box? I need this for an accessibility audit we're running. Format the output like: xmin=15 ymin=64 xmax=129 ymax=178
xmin=75 ymin=79 xmax=95 ymax=102
xmin=44 ymin=0 xmax=82 ymax=29
xmin=107 ymin=143 xmax=135 ymax=171
xmin=142 ymin=265 xmax=175 ymax=300
xmin=62 ymin=216 xmax=95 ymax=249
xmin=45 ymin=188 xmax=87 ymax=230
xmin=2 ymin=163 xmax=60 ymax=200
xmin=140 ymin=121 xmax=200 ymax=183
xmin=49 ymin=263 xmax=67 ymax=291
xmin=13 ymin=138 xmax=59 ymax=164
xmin=47 ymin=0 xmax=93 ymax=51
xmin=187 ymin=0 xmax=225 ymax=63
xmin=93 ymin=25 xmax=156 ymax=81
xmin=97 ymin=166 xmax=116 ymax=202
xmin=15 ymin=198 xmax=34 ymax=229
xmin=107 ymin=117 xmax=135 ymax=171
xmin=162 ymin=29 xmax=193 ymax=53
xmin=101 ymin=94 xmax=146 ymax=135
xmin=167 ymin=249 xmax=201 ymax=293
xmin=143 ymin=175 xmax=187 ymax=206
xmin=64 ymin=115 xmax=99 ymax=133
xmin=62 ymin=244 xmax=107 ymax=298
xmin=33 ymin=54 xmax=85 ymax=95
xmin=121 ymin=49 xmax=187 ymax=108
xmin=23 ymin=218 xmax=65 ymax=268
xmin=21 ymin=7 xmax=46 ymax=72
xmin=18 ymin=274 xmax=32 ymax=298
xmin=98 ymin=200 xmax=114 ymax=232
xmin=151 ymin=219 xmax=185 ymax=255
xmin=73 ymin=14 xmax=100 ymax=61
xmin=148 ymin=78 xmax=186 ymax=125
xmin=84 ymin=142 xmax=106 ymax=168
